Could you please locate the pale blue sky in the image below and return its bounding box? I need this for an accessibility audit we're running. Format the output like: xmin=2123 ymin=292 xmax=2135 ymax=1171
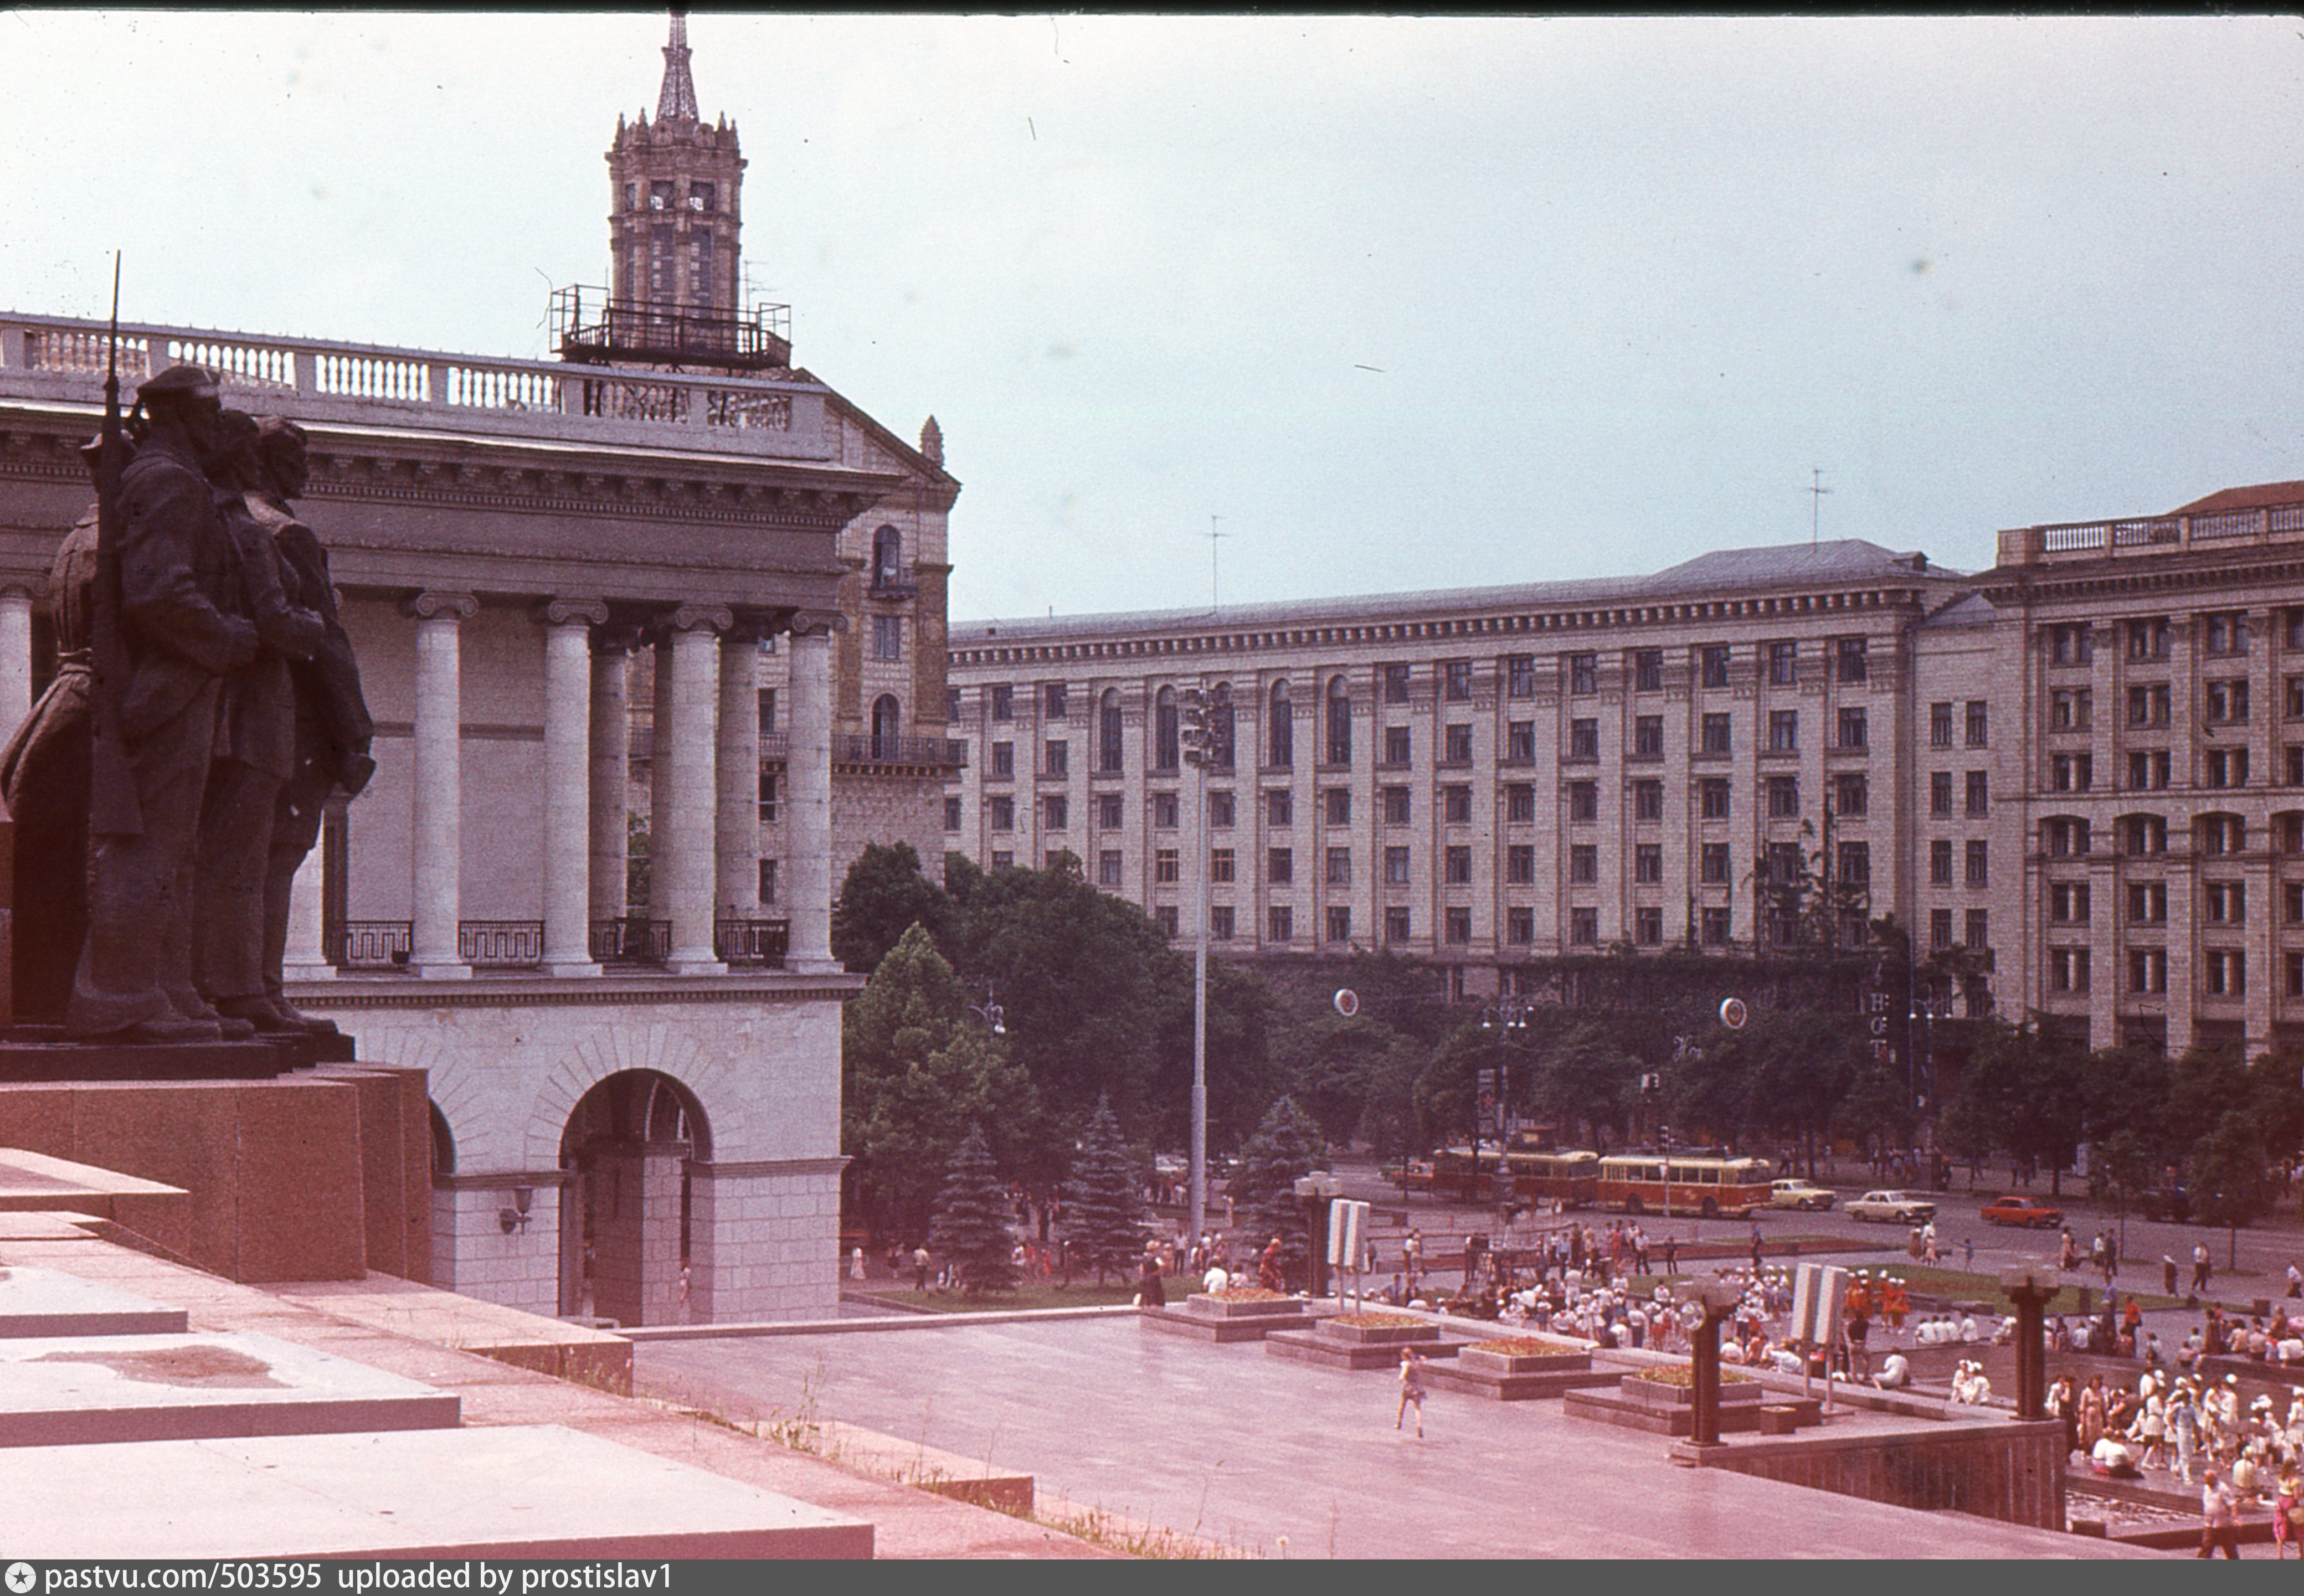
xmin=5 ymin=12 xmax=2301 ymax=621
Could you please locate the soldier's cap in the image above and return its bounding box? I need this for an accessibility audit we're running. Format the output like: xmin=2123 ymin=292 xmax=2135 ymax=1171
xmin=137 ymin=364 xmax=219 ymax=403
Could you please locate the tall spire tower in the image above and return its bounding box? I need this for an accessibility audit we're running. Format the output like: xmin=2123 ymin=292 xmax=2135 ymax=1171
xmin=559 ymin=9 xmax=788 ymax=370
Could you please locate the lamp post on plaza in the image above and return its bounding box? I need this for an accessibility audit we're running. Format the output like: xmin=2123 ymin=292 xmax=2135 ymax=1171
xmin=966 ymin=983 xmax=1005 ymax=1037
xmin=1180 ymin=682 xmax=1212 ymax=1247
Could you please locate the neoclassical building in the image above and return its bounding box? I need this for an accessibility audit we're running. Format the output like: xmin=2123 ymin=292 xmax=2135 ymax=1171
xmin=0 ymin=18 xmax=956 ymax=1322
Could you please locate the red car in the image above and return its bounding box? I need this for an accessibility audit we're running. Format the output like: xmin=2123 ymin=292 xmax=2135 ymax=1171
xmin=1982 ymin=1195 xmax=2063 ymax=1228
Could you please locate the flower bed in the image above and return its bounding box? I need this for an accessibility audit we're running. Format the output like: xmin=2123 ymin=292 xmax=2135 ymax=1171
xmin=1458 ymin=1335 xmax=1592 ymax=1376
xmin=1184 ymin=1289 xmax=1308 ymax=1320
xmin=1333 ymin=1313 xmax=1422 ymax=1329
xmin=1213 ymin=1288 xmax=1287 ymax=1302
xmin=1631 ymin=1363 xmax=1757 ymax=1388
xmin=1621 ymin=1363 xmax=1765 ymax=1407
xmin=1468 ymin=1337 xmax=1557 ymax=1357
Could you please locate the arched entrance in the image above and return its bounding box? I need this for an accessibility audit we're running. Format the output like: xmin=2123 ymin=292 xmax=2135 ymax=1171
xmin=557 ymin=1069 xmax=711 ymax=1326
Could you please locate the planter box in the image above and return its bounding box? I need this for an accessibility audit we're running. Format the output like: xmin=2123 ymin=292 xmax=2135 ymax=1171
xmin=1618 ymin=1372 xmax=1766 ymax=1410
xmin=1184 ymin=1293 xmax=1305 ymax=1320
xmin=1319 ymin=1320 xmax=1436 ymax=1346
xmin=1458 ymin=1345 xmax=1591 ymax=1377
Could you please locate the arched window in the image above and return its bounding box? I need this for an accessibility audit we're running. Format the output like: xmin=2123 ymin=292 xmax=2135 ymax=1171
xmin=2119 ymin=814 xmax=2167 ymax=857
xmin=1267 ymin=681 xmax=1293 ymax=768
xmin=1155 ymin=686 xmax=1180 ymax=771
xmin=871 ymin=525 xmax=903 ymax=589
xmin=1326 ymin=674 xmax=1352 ymax=766
xmin=1210 ymin=683 xmax=1235 ymax=770
xmin=1099 ymin=689 xmax=1124 ymax=773
xmin=871 ymin=693 xmax=901 ymax=760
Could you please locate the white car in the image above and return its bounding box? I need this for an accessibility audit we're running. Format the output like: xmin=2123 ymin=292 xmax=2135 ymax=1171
xmin=1770 ymin=1179 xmax=1836 ymax=1211
xmin=1847 ymin=1190 xmax=1936 ymax=1224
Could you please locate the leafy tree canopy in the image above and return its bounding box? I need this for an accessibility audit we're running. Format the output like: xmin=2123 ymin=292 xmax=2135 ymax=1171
xmin=832 ymin=842 xmax=949 ymax=975
xmin=929 ymin=1123 xmax=1021 ymax=1295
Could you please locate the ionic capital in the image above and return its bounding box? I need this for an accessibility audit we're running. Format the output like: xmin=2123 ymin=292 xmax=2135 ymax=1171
xmin=537 ymin=596 xmax=610 ymax=629
xmin=668 ymin=603 xmax=736 ymax=635
xmin=405 ymin=590 xmax=478 ymax=622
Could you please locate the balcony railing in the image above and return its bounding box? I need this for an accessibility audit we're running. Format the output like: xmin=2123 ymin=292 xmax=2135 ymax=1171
xmin=0 ymin=310 xmax=829 ymax=463
xmin=834 ymin=733 xmax=968 ymax=769
xmin=592 ymin=918 xmax=672 ymax=966
xmin=458 ymin=920 xmax=543 ymax=969
xmin=552 ymin=287 xmax=791 ymax=372
xmin=716 ymin=918 xmax=790 ymax=968
xmin=329 ymin=920 xmax=411 ymax=971
xmin=2000 ymin=501 xmax=2304 ymax=567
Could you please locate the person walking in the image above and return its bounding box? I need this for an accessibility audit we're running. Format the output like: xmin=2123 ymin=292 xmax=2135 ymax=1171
xmin=2198 ymin=1467 xmax=2240 ymax=1559
xmin=1395 ymin=1346 xmax=1427 ymax=1438
xmin=2194 ymin=1242 xmax=2214 ymax=1297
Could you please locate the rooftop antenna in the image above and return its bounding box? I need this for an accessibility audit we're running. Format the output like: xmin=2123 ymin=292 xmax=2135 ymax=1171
xmin=1207 ymin=513 xmax=1227 ymax=616
xmin=1809 ymin=467 xmax=1831 ymax=546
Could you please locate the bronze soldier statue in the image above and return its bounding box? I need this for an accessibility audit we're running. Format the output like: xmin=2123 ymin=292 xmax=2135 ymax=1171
xmin=244 ymin=417 xmax=372 ymax=1031
xmin=66 ymin=364 xmax=259 ymax=1042
xmin=192 ymin=411 xmax=325 ymax=1032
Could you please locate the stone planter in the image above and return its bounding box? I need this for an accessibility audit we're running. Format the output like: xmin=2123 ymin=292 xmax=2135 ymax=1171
xmin=1619 ymin=1372 xmax=1766 ymax=1410
xmin=1459 ymin=1345 xmax=1591 ymax=1377
xmin=1184 ymin=1293 xmax=1304 ymax=1320
xmin=1319 ymin=1319 xmax=1436 ymax=1346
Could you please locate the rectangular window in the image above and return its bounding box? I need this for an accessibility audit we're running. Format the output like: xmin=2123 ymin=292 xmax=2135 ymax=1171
xmin=759 ymin=688 xmax=780 ymax=735
xmin=2047 ymin=820 xmax=2090 ymax=864
xmin=1506 ymin=844 xmax=1535 ymax=884
xmin=991 ymin=742 xmax=1014 ymax=778
xmin=1767 ymin=776 xmax=1799 ymax=818
xmin=1443 ymin=784 xmax=1472 ymax=824
xmin=1325 ymin=846 xmax=1351 ymax=886
xmin=1098 ymin=793 xmax=1124 ymax=830
xmin=2050 ymin=689 xmax=2092 ymax=731
xmin=1098 ymin=850 xmax=1123 ymax=888
xmin=2290 ymin=745 xmax=2304 ymax=786
xmin=2202 ymin=814 xmax=2244 ymax=856
xmin=1153 ymin=791 xmax=1179 ymax=828
xmin=1769 ymin=710 xmax=1799 ymax=753
xmin=1931 ymin=839 xmax=1953 ymax=885
xmin=1837 ymin=841 xmax=1869 ymax=885
xmin=1567 ymin=653 xmax=1597 ymax=695
xmin=1325 ymin=905 xmax=1352 ymax=944
xmin=1931 ymin=908 xmax=1953 ymax=951
xmin=2202 ymin=611 xmax=2250 ymax=656
xmin=1044 ymin=683 xmax=1068 ymax=718
xmin=2129 ymin=882 xmax=2168 ymax=924
xmin=1767 ymin=843 xmax=1803 ymax=887
xmin=759 ymin=858 xmax=778 ymax=904
xmin=1155 ymin=905 xmax=1178 ymax=937
xmin=1209 ymin=790 xmax=1235 ymax=828
xmin=990 ymin=684 xmax=1014 ymax=720
xmin=758 ymin=770 xmax=779 ymax=821
xmin=2051 ymin=753 xmax=2094 ymax=792
xmin=1836 ymin=637 xmax=1868 ymax=684
xmin=1045 ymin=739 xmax=1068 ymax=776
xmin=1443 ymin=660 xmax=1473 ymax=701
xmin=2050 ymin=948 xmax=2090 ymax=993
xmin=1964 ymin=771 xmax=1989 ymax=816
xmin=1931 ymin=702 xmax=1954 ymax=748
xmin=2205 ymin=747 xmax=2251 ymax=789
xmin=2207 ymin=949 xmax=2246 ymax=997
xmin=1964 ymin=840 xmax=1988 ymax=888
xmin=1700 ymin=645 xmax=1730 ymax=689
xmin=1768 ymin=641 xmax=1797 ymax=687
xmin=1384 ymin=785 xmax=1412 ymax=825
xmin=2290 ymin=676 xmax=2304 ymax=719
xmin=1838 ymin=706 xmax=1868 ymax=750
xmin=1266 ymin=789 xmax=1293 ymax=827
xmin=2293 ymin=952 xmax=2304 ymax=999
xmin=1633 ymin=779 xmax=1663 ymax=821
xmin=1506 ymin=721 xmax=1536 ymax=764
xmin=1267 ymin=905 xmax=1293 ymax=943
xmin=1568 ymin=908 xmax=1597 ymax=946
xmin=1634 ymin=843 xmax=1663 ymax=883
xmin=2131 ymin=948 xmax=2168 ymax=994
xmin=1964 ymin=700 xmax=1988 ymax=748
xmin=1700 ymin=713 xmax=1731 ymax=755
xmin=2207 ymin=678 xmax=2251 ymax=723
xmin=1154 ymin=848 xmax=1179 ymax=883
xmin=1567 ymin=845 xmax=1595 ymax=884
xmin=2050 ymin=624 xmax=2094 ymax=665
xmin=2128 ymin=749 xmax=2171 ymax=790
xmin=1700 ymin=778 xmax=1730 ymax=820
xmin=2128 ymin=684 xmax=2171 ymax=726
xmin=943 ymin=794 xmax=962 ymax=831
xmin=2205 ymin=880 xmax=2245 ymax=924
xmin=1444 ymin=724 xmax=1474 ymax=764
xmin=1210 ymin=848 xmax=1235 ymax=884
xmin=1834 ymin=773 xmax=1868 ymax=817
xmin=2291 ymin=883 xmax=2304 ymax=925
xmin=1505 ymin=656 xmax=1536 ymax=698
xmin=1210 ymin=905 xmax=1235 ymax=941
xmin=1506 ymin=907 xmax=1534 ymax=945
xmin=1268 ymin=847 xmax=1294 ymax=884
xmin=942 ymin=686 xmax=958 ymax=724
xmin=1633 ymin=715 xmax=1663 ymax=758
xmin=1383 ymin=725 xmax=1413 ymax=766
xmin=1568 ymin=781 xmax=1598 ymax=821
xmin=1042 ymin=795 xmax=1068 ymax=830
xmin=1931 ymin=771 xmax=1953 ymax=816
xmin=1700 ymin=843 xmax=1729 ymax=884
xmin=1965 ymin=908 xmax=1989 ymax=951
xmin=990 ymin=795 xmax=1015 ymax=831
xmin=1382 ymin=662 xmax=1412 ymax=703
xmin=1385 ymin=846 xmax=1412 ymax=885
xmin=1701 ymin=907 xmax=1731 ymax=946
xmin=2123 ymin=815 xmax=2168 ymax=855
xmin=2050 ymin=882 xmax=2091 ymax=923
xmin=1634 ymin=906 xmax=1663 ymax=946
xmin=2127 ymin=617 xmax=2169 ymax=660
xmin=1385 ymin=906 xmax=1412 ymax=943
xmin=1449 ymin=845 xmax=1477 ymax=885
xmin=1568 ymin=719 xmax=1599 ymax=760
xmin=1634 ymin=649 xmax=1663 ymax=692
xmin=1321 ymin=788 xmax=1349 ymax=826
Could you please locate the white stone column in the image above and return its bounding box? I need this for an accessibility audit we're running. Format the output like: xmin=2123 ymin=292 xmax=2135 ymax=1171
xmin=542 ymin=601 xmax=606 ymax=976
xmin=650 ymin=639 xmax=675 ymax=922
xmin=590 ymin=635 xmax=631 ymax=922
xmin=407 ymin=591 xmax=476 ymax=979
xmin=716 ymin=629 xmax=762 ymax=919
xmin=282 ymin=841 xmax=335 ymax=982
xmin=666 ymin=607 xmax=731 ymax=973
xmin=0 ymin=585 xmax=34 ymax=749
xmin=786 ymin=618 xmax=839 ymax=972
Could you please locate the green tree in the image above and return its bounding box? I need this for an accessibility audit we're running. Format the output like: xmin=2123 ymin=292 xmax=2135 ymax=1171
xmin=2193 ymin=1111 xmax=2270 ymax=1230
xmin=1229 ymin=1095 xmax=1324 ymax=1286
xmin=832 ymin=841 xmax=949 ymax=975
xmin=928 ymin=1124 xmax=1021 ymax=1295
xmin=843 ymin=925 xmax=1038 ymax=1244
xmin=1061 ymin=1095 xmax=1148 ymax=1285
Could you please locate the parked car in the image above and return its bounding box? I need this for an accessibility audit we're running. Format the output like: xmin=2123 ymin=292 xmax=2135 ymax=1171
xmin=1770 ymin=1178 xmax=1837 ymax=1211
xmin=2138 ymin=1185 xmax=2192 ymax=1223
xmin=1847 ymin=1190 xmax=1937 ymax=1224
xmin=1981 ymin=1195 xmax=2063 ymax=1228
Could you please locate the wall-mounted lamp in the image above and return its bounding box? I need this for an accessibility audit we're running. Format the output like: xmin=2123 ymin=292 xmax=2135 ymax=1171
xmin=499 ymin=1184 xmax=534 ymax=1234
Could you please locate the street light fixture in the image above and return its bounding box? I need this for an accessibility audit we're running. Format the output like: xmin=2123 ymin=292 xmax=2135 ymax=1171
xmin=967 ymin=984 xmax=1005 ymax=1036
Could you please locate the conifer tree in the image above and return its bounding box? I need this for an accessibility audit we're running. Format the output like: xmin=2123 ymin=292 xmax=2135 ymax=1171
xmin=928 ymin=1124 xmax=1020 ymax=1295
xmin=1228 ymin=1095 xmax=1324 ymax=1286
xmin=1062 ymin=1095 xmax=1148 ymax=1285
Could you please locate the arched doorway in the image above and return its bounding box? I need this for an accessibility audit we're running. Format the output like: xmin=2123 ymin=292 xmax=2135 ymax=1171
xmin=557 ymin=1069 xmax=711 ymax=1326
xmin=871 ymin=693 xmax=901 ymax=760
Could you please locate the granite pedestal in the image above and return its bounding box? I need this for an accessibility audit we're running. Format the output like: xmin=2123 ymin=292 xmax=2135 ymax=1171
xmin=1141 ymin=1292 xmax=1319 ymax=1343
xmin=1424 ymin=1334 xmax=1619 ymax=1400
xmin=1265 ymin=1313 xmax=1464 ymax=1370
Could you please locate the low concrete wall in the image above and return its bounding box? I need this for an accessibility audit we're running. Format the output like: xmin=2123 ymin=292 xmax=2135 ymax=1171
xmin=1673 ymin=1418 xmax=2066 ymax=1530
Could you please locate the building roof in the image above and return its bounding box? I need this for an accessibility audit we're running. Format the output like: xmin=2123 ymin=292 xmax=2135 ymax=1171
xmin=954 ymin=538 xmax=1947 ymax=643
xmin=1916 ymin=591 xmax=1998 ymax=630
xmin=2171 ymin=481 xmax=2304 ymax=516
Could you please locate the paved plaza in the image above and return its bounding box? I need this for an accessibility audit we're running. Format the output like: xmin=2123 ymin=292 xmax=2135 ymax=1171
xmin=634 ymin=1316 xmax=2146 ymax=1559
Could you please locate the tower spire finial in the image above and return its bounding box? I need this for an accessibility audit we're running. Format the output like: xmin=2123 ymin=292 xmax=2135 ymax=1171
xmin=657 ymin=8 xmax=700 ymax=123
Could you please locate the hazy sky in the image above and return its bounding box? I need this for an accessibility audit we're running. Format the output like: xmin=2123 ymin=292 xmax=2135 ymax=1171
xmin=6 ymin=12 xmax=2302 ymax=622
